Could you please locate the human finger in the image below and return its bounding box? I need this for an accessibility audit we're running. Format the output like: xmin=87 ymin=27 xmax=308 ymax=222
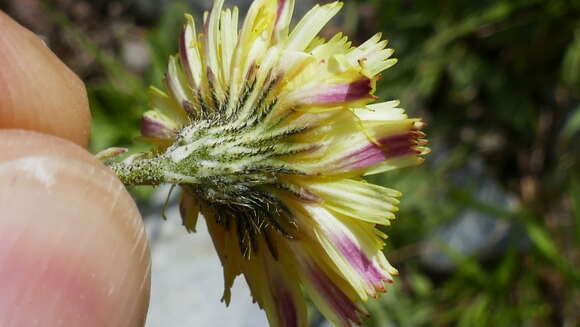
xmin=0 ymin=11 xmax=91 ymax=147
xmin=0 ymin=130 xmax=151 ymax=327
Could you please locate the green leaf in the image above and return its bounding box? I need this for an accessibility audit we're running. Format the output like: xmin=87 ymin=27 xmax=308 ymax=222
xmin=570 ymin=179 xmax=580 ymax=244
xmin=561 ymin=105 xmax=580 ymax=141
xmin=561 ymin=29 xmax=580 ymax=88
xmin=458 ymin=295 xmax=489 ymax=327
xmin=526 ymin=222 xmax=580 ymax=285
xmin=409 ymin=272 xmax=433 ymax=297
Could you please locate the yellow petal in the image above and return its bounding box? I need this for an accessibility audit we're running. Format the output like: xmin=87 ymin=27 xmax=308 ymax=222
xmin=220 ymin=7 xmax=239 ymax=86
xmin=355 ymin=101 xmax=407 ymax=121
xmin=180 ymin=14 xmax=203 ymax=88
xmin=311 ymin=33 xmax=352 ymax=59
xmin=286 ymin=2 xmax=343 ymax=52
xmin=148 ymin=86 xmax=188 ymax=126
xmin=166 ymin=56 xmax=195 ymax=111
xmin=141 ymin=110 xmax=178 ymax=140
xmin=203 ymin=207 xmax=243 ymax=305
xmin=297 ymin=205 xmax=397 ymax=300
xmin=180 ymin=192 xmax=200 ymax=232
xmin=229 ymin=0 xmax=278 ymax=102
xmin=274 ymin=0 xmax=295 ymax=42
xmin=242 ymin=239 xmax=308 ymax=327
xmin=307 ymin=179 xmax=401 ymax=225
xmin=205 ymin=0 xmax=227 ymax=100
xmin=289 ymin=241 xmax=366 ymax=327
xmin=347 ymin=33 xmax=397 ymax=76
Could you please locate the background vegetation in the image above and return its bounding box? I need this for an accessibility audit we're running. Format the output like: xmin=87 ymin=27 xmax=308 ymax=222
xmin=3 ymin=0 xmax=579 ymax=325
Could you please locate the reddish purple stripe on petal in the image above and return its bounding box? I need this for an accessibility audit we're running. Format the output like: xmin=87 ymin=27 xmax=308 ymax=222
xmin=299 ymin=188 xmax=322 ymax=203
xmin=275 ymin=289 xmax=299 ymax=327
xmin=379 ymin=132 xmax=418 ymax=145
xmin=341 ymin=132 xmax=420 ymax=169
xmin=306 ymin=263 xmax=362 ymax=325
xmin=351 ymin=145 xmax=416 ymax=168
xmin=335 ymin=236 xmax=389 ymax=289
xmin=312 ymin=78 xmax=373 ymax=104
xmin=141 ymin=116 xmax=175 ymax=139
xmin=179 ymin=28 xmax=193 ymax=83
xmin=276 ymin=0 xmax=287 ymax=23
xmin=290 ymin=78 xmax=375 ymax=106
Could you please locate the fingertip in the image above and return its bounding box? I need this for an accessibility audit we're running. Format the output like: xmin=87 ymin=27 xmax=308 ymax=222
xmin=0 ymin=129 xmax=96 ymax=165
xmin=0 ymin=11 xmax=91 ymax=147
xmin=0 ymin=131 xmax=150 ymax=327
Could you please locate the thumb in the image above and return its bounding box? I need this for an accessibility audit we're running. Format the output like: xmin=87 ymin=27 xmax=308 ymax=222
xmin=0 ymin=130 xmax=151 ymax=327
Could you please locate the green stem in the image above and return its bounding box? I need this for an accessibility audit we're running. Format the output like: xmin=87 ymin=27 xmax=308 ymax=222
xmin=108 ymin=156 xmax=168 ymax=186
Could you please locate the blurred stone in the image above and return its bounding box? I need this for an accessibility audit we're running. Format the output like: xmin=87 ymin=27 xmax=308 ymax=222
xmin=143 ymin=187 xmax=268 ymax=327
xmin=420 ymin=158 xmax=529 ymax=273
xmin=122 ymin=37 xmax=151 ymax=73
xmin=479 ymin=131 xmax=505 ymax=153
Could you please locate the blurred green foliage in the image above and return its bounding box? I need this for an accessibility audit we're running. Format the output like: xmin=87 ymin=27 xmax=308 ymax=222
xmin=44 ymin=0 xmax=580 ymax=325
xmin=364 ymin=0 xmax=580 ymax=325
xmin=55 ymin=5 xmax=186 ymax=153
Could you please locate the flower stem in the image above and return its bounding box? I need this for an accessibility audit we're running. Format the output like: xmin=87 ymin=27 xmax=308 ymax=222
xmin=107 ymin=156 xmax=168 ymax=186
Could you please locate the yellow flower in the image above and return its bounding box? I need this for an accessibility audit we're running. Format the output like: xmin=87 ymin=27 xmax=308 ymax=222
xmin=106 ymin=0 xmax=428 ymax=326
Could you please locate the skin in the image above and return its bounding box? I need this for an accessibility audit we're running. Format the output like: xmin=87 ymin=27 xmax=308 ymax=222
xmin=0 ymin=11 xmax=151 ymax=327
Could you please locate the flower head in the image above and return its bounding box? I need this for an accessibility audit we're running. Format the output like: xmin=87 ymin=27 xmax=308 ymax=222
xmin=107 ymin=0 xmax=428 ymax=326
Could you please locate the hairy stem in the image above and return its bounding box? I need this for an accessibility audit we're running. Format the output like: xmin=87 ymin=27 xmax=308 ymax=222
xmin=107 ymin=156 xmax=169 ymax=186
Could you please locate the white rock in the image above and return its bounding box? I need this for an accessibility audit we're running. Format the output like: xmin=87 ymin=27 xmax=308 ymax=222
xmin=144 ymin=203 xmax=268 ymax=327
